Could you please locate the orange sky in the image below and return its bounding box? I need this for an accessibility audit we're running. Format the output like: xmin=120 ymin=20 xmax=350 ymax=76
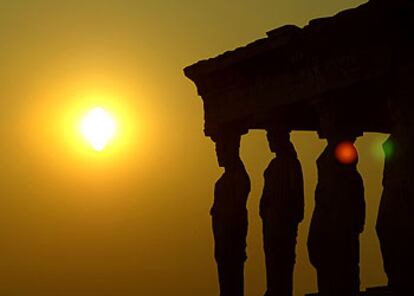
xmin=0 ymin=1 xmax=388 ymax=295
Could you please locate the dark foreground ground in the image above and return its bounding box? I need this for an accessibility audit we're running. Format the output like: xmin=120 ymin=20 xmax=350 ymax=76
xmin=306 ymin=286 xmax=395 ymax=296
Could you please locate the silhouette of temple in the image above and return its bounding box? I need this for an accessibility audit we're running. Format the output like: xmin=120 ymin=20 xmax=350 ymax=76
xmin=184 ymin=0 xmax=414 ymax=295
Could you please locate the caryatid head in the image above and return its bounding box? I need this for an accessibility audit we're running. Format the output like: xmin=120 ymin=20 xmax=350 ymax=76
xmin=266 ymin=127 xmax=292 ymax=154
xmin=316 ymin=103 xmax=358 ymax=145
xmin=212 ymin=133 xmax=242 ymax=168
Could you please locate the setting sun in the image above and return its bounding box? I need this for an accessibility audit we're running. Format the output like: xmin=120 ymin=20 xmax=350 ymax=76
xmin=80 ymin=107 xmax=116 ymax=151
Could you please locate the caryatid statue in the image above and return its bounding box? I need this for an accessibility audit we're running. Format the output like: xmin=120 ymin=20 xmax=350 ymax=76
xmin=376 ymin=93 xmax=414 ymax=295
xmin=307 ymin=107 xmax=365 ymax=295
xmin=210 ymin=132 xmax=251 ymax=296
xmin=260 ymin=128 xmax=304 ymax=296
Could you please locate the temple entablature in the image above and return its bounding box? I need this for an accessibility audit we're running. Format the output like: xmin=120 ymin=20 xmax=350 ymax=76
xmin=184 ymin=0 xmax=414 ymax=138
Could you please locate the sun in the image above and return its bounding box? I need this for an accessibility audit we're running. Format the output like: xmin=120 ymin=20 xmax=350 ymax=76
xmin=80 ymin=107 xmax=116 ymax=151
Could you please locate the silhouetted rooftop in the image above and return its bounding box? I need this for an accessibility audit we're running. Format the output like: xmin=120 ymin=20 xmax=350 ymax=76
xmin=184 ymin=0 xmax=414 ymax=135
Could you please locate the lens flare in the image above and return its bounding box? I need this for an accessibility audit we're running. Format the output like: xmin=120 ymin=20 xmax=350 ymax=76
xmin=335 ymin=141 xmax=358 ymax=164
xmin=383 ymin=137 xmax=395 ymax=159
xmin=80 ymin=107 xmax=116 ymax=151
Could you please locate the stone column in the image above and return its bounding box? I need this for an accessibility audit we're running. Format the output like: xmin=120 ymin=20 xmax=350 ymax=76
xmin=376 ymin=93 xmax=414 ymax=295
xmin=210 ymin=131 xmax=251 ymax=296
xmin=260 ymin=127 xmax=304 ymax=296
xmin=308 ymin=105 xmax=365 ymax=296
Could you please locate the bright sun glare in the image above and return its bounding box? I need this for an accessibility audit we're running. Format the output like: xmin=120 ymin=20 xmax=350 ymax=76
xmin=80 ymin=107 xmax=116 ymax=151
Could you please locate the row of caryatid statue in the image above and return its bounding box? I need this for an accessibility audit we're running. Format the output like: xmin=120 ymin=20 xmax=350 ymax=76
xmin=209 ymin=98 xmax=413 ymax=296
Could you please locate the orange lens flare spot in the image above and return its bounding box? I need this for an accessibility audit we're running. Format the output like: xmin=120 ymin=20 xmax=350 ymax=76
xmin=335 ymin=141 xmax=358 ymax=164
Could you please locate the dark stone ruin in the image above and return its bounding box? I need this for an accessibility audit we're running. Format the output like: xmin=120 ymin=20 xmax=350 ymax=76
xmin=184 ymin=0 xmax=414 ymax=295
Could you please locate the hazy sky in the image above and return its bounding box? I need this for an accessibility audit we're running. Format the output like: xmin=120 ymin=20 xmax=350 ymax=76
xmin=0 ymin=1 xmax=388 ymax=295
